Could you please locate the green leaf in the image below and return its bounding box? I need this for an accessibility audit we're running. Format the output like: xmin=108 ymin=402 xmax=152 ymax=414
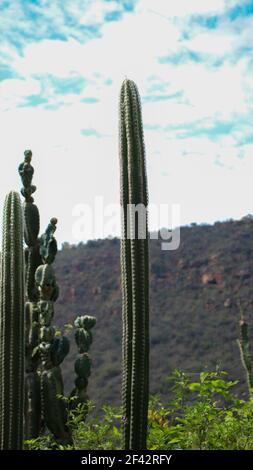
xmin=188 ymin=383 xmax=201 ymax=391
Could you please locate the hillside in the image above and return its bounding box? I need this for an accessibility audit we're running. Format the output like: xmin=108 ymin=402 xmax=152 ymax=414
xmin=53 ymin=216 xmax=253 ymax=409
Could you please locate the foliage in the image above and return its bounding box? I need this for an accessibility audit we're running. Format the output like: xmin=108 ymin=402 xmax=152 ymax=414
xmin=25 ymin=400 xmax=122 ymax=450
xmin=25 ymin=369 xmax=253 ymax=450
xmin=148 ymin=369 xmax=253 ymax=450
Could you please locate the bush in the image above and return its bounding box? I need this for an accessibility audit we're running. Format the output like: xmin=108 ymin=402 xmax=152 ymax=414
xmin=25 ymin=369 xmax=253 ymax=450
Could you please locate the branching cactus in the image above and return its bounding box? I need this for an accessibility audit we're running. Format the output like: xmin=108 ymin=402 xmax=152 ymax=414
xmin=0 ymin=191 xmax=25 ymax=450
xmin=19 ymin=150 xmax=42 ymax=438
xmin=70 ymin=315 xmax=96 ymax=414
xmin=35 ymin=220 xmax=71 ymax=442
xmin=18 ymin=150 xmax=96 ymax=443
xmin=119 ymin=79 xmax=150 ymax=449
xmin=19 ymin=151 xmax=70 ymax=441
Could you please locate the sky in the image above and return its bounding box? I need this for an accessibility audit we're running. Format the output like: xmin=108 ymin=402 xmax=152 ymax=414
xmin=1 ymin=0 xmax=253 ymax=244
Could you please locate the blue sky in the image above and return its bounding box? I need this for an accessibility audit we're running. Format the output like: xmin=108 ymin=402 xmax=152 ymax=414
xmin=1 ymin=0 xmax=253 ymax=243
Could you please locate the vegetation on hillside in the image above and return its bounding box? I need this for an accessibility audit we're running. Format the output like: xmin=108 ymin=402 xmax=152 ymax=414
xmin=25 ymin=368 xmax=253 ymax=450
xmin=54 ymin=216 xmax=253 ymax=409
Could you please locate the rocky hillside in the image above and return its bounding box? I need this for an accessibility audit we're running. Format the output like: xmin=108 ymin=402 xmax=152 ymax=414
xmin=53 ymin=216 xmax=253 ymax=409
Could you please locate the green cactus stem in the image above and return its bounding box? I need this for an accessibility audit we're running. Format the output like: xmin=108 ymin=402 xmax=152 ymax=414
xmin=237 ymin=317 xmax=253 ymax=398
xmin=39 ymin=217 xmax=58 ymax=264
xmin=19 ymin=150 xmax=41 ymax=302
xmin=0 ymin=191 xmax=25 ymax=450
xmin=35 ymin=220 xmax=71 ymax=442
xmin=25 ymin=372 xmax=41 ymax=438
xmin=19 ymin=150 xmax=42 ymax=439
xmin=70 ymin=315 xmax=96 ymax=413
xmin=119 ymin=79 xmax=149 ymax=450
xmin=18 ymin=150 xmax=96 ymax=443
xmin=18 ymin=149 xmax=36 ymax=202
xmin=40 ymin=366 xmax=69 ymax=441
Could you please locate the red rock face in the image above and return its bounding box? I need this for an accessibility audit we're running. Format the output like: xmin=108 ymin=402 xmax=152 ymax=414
xmin=202 ymin=272 xmax=223 ymax=285
xmin=202 ymin=273 xmax=217 ymax=285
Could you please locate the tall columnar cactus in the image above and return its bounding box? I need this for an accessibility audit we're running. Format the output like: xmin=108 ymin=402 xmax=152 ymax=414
xmin=19 ymin=150 xmax=42 ymax=438
xmin=0 ymin=191 xmax=25 ymax=449
xmin=119 ymin=79 xmax=150 ymax=449
xmin=237 ymin=315 xmax=253 ymax=398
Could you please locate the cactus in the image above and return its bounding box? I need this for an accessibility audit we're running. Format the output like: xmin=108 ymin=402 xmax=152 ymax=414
xmin=0 ymin=191 xmax=25 ymax=449
xmin=19 ymin=151 xmax=70 ymax=441
xmin=119 ymin=79 xmax=150 ymax=449
xmin=70 ymin=315 xmax=96 ymax=414
xmin=35 ymin=223 xmax=71 ymax=442
xmin=18 ymin=150 xmax=96 ymax=442
xmin=19 ymin=150 xmax=43 ymax=438
xmin=237 ymin=310 xmax=253 ymax=398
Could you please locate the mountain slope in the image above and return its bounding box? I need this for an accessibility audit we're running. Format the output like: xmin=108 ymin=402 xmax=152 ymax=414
xmin=53 ymin=216 xmax=253 ymax=408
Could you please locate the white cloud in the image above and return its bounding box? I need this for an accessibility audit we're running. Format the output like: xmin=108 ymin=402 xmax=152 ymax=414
xmin=185 ymin=30 xmax=233 ymax=55
xmin=136 ymin=0 xmax=227 ymax=18
xmin=0 ymin=78 xmax=41 ymax=110
xmin=79 ymin=1 xmax=120 ymax=24
xmin=1 ymin=0 xmax=253 ymax=242
xmin=8 ymin=3 xmax=252 ymax=122
xmin=175 ymin=62 xmax=246 ymax=117
xmin=14 ymin=39 xmax=84 ymax=77
xmin=12 ymin=9 xmax=179 ymax=82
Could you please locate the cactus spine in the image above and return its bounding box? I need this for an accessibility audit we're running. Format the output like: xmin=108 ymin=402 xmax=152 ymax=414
xmin=0 ymin=191 xmax=25 ymax=449
xmin=119 ymin=79 xmax=149 ymax=449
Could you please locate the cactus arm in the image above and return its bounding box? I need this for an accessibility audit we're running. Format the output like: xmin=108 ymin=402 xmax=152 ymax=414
xmin=70 ymin=315 xmax=96 ymax=415
xmin=39 ymin=218 xmax=58 ymax=264
xmin=51 ymin=336 xmax=70 ymax=366
xmin=237 ymin=318 xmax=253 ymax=398
xmin=23 ymin=200 xmax=41 ymax=302
xmin=25 ymin=245 xmax=42 ymax=302
xmin=119 ymin=79 xmax=149 ymax=450
xmin=23 ymin=201 xmax=40 ymax=246
xmin=40 ymin=366 xmax=69 ymax=441
xmin=25 ymin=372 xmax=41 ymax=438
xmin=0 ymin=191 xmax=25 ymax=449
xmin=35 ymin=220 xmax=72 ymax=443
xmin=37 ymin=296 xmax=70 ymax=442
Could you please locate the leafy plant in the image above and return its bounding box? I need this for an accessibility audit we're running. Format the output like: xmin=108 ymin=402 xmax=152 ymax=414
xmin=147 ymin=369 xmax=253 ymax=450
xmin=25 ymin=369 xmax=253 ymax=451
